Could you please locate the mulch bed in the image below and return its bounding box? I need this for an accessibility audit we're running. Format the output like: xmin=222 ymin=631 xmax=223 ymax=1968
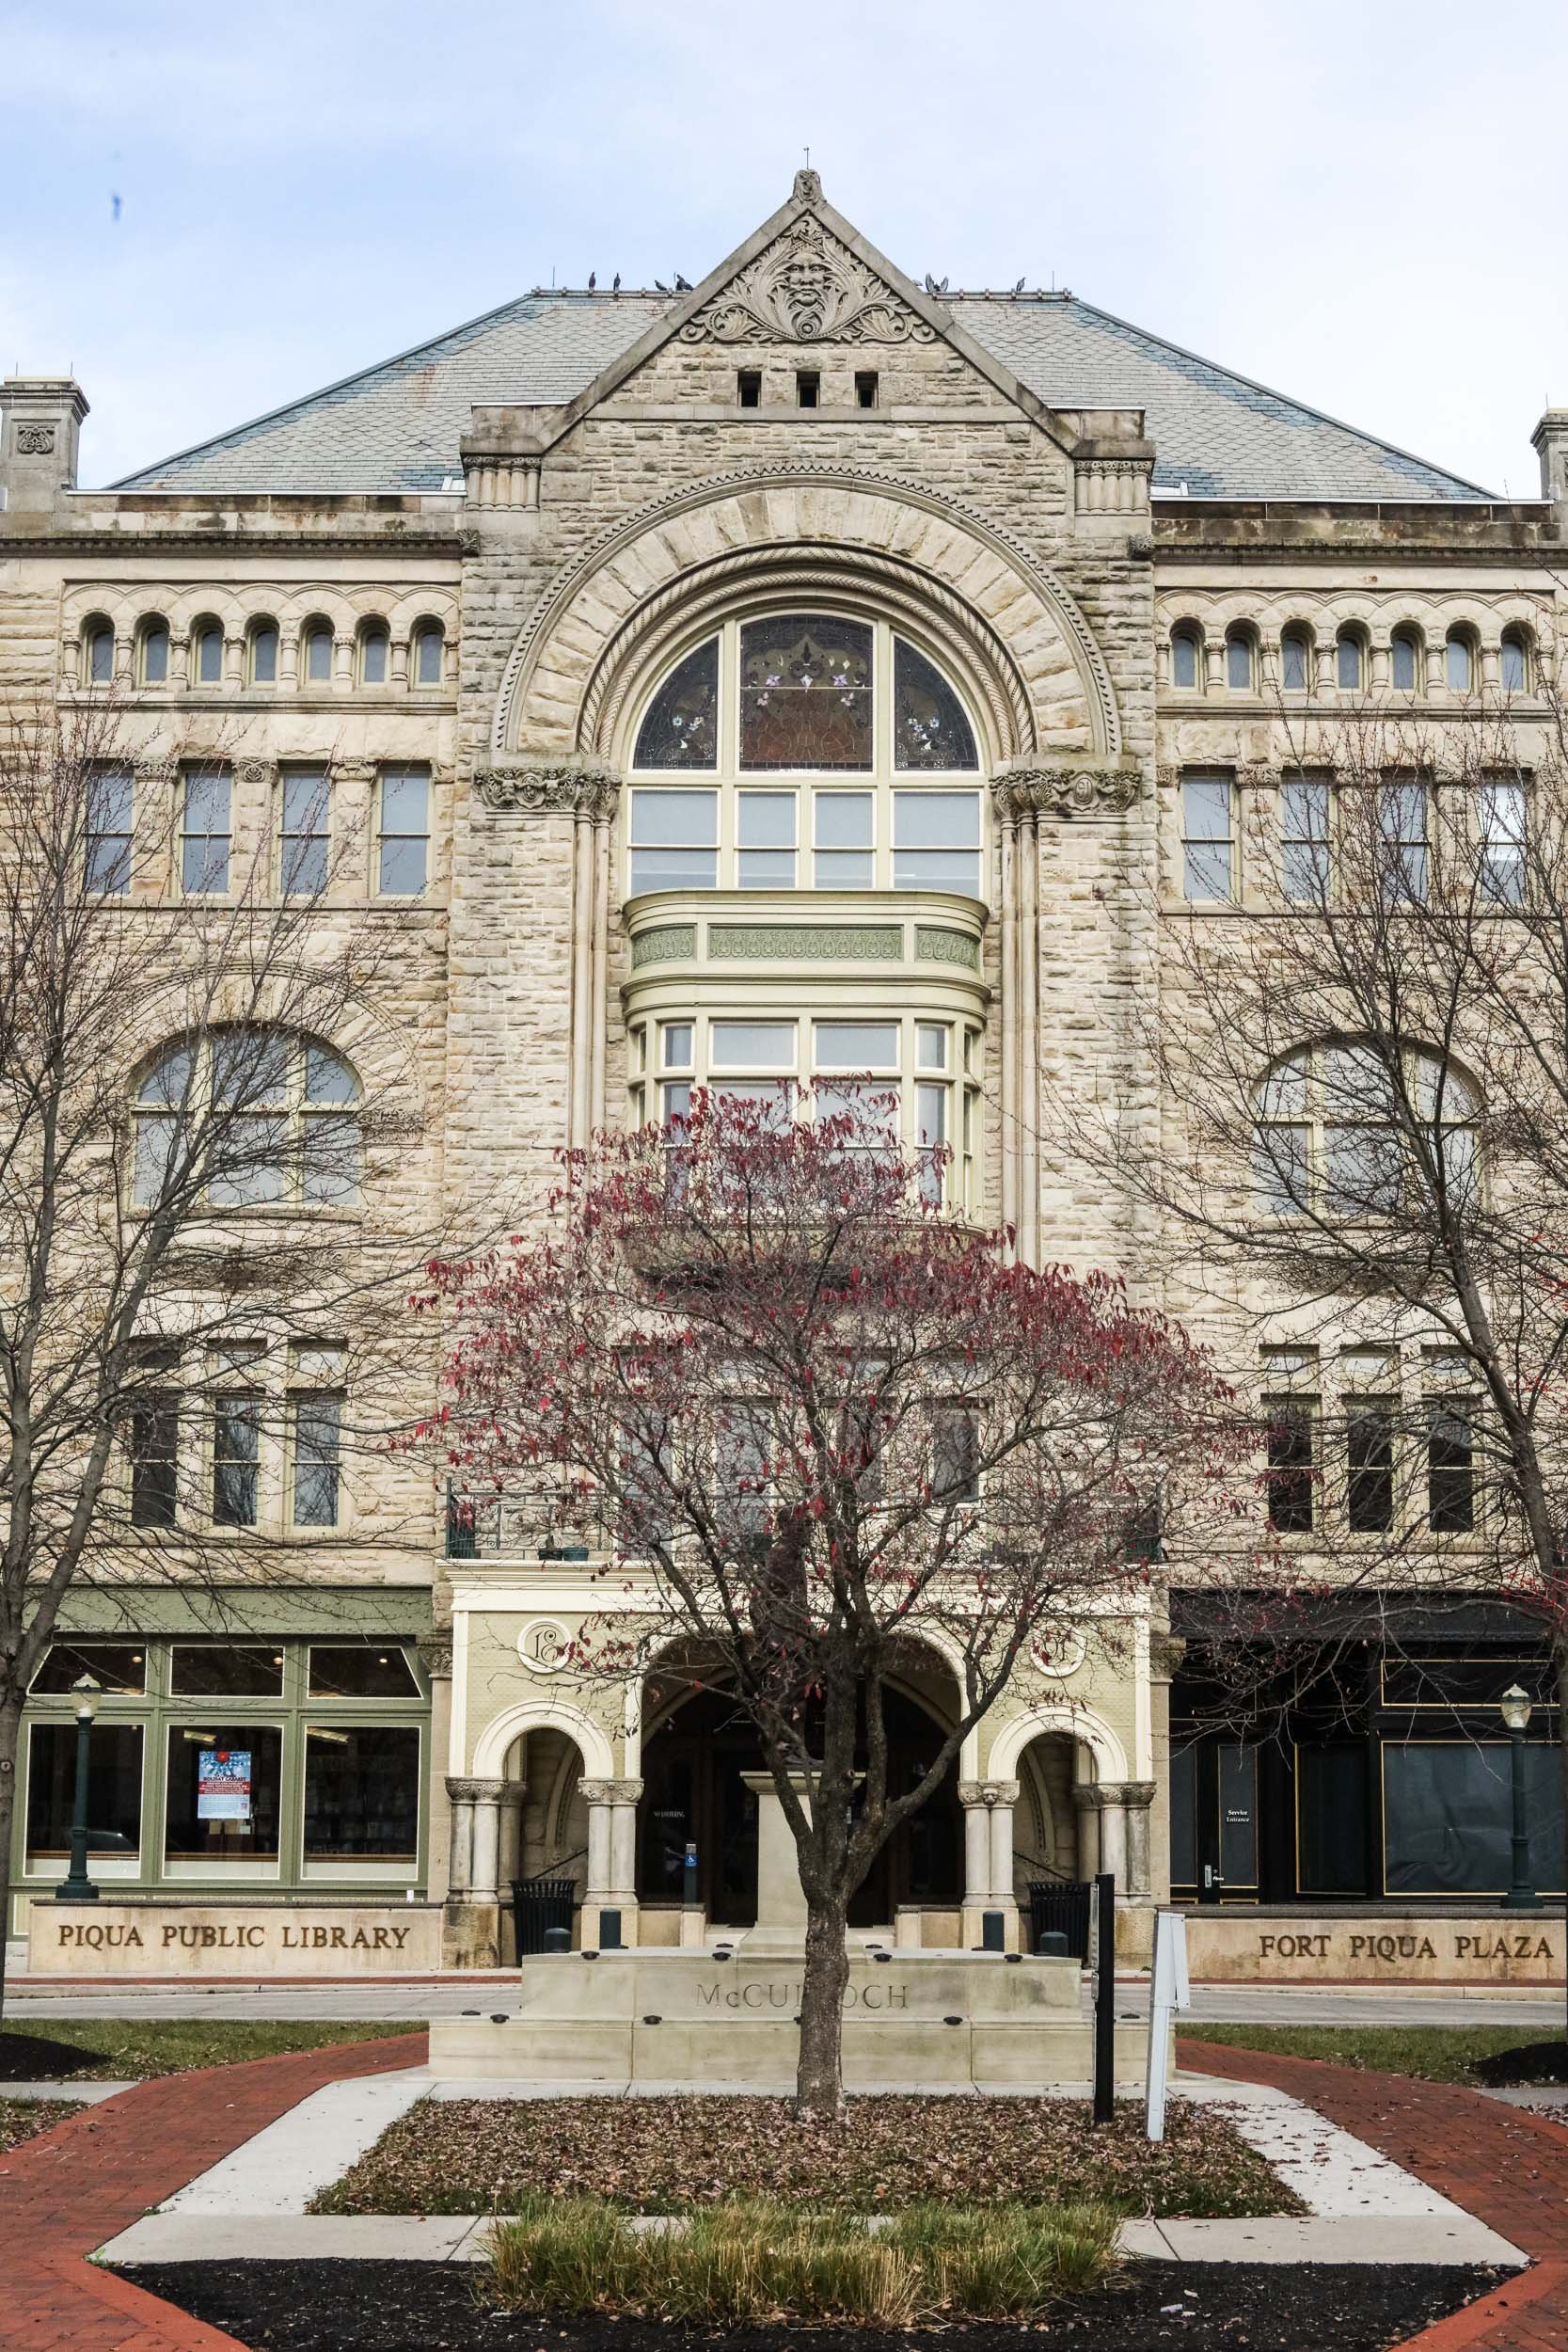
xmin=313 ymin=2095 xmax=1297 ymax=2221
xmin=0 ymin=2027 xmax=97 ymax=2080
xmin=1472 ymin=2037 xmax=1568 ymax=2086
xmin=116 ymin=2258 xmax=1509 ymax=2352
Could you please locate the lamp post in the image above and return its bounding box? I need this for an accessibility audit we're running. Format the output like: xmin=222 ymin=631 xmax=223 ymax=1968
xmin=1499 ymin=1683 xmax=1539 ymax=1913
xmin=55 ymin=1674 xmax=102 ymax=1905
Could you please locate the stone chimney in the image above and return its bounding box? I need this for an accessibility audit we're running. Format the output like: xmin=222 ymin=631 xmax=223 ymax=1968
xmin=0 ymin=378 xmax=89 ymax=519
xmin=1530 ymin=410 xmax=1568 ymax=514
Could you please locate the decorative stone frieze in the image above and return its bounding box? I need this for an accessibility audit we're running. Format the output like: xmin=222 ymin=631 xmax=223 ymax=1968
xmin=680 ymin=213 xmax=936 ymax=348
xmin=913 ymin=925 xmax=980 ymax=970
xmin=472 ymin=759 xmax=621 ymax=818
xmin=629 ymin=925 xmax=698 ymax=969
xmin=707 ymin=923 xmax=903 ymax=961
xmin=991 ymin=761 xmax=1144 ymax=820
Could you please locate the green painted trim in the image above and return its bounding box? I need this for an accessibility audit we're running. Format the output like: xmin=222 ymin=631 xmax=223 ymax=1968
xmin=52 ymin=1585 xmax=434 ymax=1638
xmin=630 ymin=924 xmax=698 ymax=969
xmin=914 ymin=926 xmax=980 ymax=969
xmin=708 ymin=924 xmax=903 ymax=961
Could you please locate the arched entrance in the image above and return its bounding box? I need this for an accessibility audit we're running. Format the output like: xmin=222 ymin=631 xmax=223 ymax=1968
xmin=638 ymin=1683 xmax=963 ymax=1930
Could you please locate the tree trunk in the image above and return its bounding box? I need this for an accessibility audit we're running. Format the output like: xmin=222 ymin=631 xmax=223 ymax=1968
xmin=796 ymin=1893 xmax=850 ymax=2122
xmin=0 ymin=1690 xmax=21 ymax=2024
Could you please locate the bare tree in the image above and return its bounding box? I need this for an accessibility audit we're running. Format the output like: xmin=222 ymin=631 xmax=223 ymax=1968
xmin=1099 ymin=662 xmax=1568 ymax=1956
xmin=420 ymin=1088 xmax=1232 ymax=2121
xmin=0 ymin=702 xmax=436 ymax=2017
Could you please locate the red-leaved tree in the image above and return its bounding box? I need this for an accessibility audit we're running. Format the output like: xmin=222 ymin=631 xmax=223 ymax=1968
xmin=420 ymin=1089 xmax=1231 ymax=2119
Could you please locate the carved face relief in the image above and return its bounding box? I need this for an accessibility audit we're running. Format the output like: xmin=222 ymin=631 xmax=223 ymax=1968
xmin=680 ymin=218 xmax=935 ymax=349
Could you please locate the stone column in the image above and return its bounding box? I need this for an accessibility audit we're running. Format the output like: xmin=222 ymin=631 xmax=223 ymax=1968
xmin=1083 ymin=1785 xmax=1129 ymax=1889
xmin=1072 ymin=1783 xmax=1101 ymax=1881
xmin=444 ymin=1776 xmax=478 ymax=1899
xmin=1120 ymin=1781 xmax=1157 ymax=1900
xmin=609 ymin=1776 xmax=643 ymax=1945
xmin=468 ymin=1779 xmax=506 ymax=1904
xmin=959 ymin=1778 xmax=1021 ymax=1947
xmin=579 ymin=1776 xmax=641 ymax=1945
xmin=420 ymin=1639 xmax=454 ymax=1902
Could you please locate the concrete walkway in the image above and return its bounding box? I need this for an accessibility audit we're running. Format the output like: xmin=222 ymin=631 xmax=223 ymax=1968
xmin=1177 ymin=2036 xmax=1568 ymax=2350
xmin=0 ymin=2029 xmax=426 ymax=2351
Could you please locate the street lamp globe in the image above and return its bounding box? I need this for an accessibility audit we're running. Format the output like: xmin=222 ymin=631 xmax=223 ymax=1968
xmin=1499 ymin=1683 xmax=1533 ymax=1734
xmin=71 ymin=1672 xmax=101 ymax=1722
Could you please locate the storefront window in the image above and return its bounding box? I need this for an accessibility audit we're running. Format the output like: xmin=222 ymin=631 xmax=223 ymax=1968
xmin=30 ymin=1643 xmax=147 ymax=1694
xmin=25 ymin=1722 xmax=143 ymax=1870
xmin=164 ymin=1724 xmax=283 ymax=1873
xmin=169 ymin=1645 xmax=284 ymax=1696
xmin=307 ymin=1646 xmax=420 ymax=1698
xmin=302 ymin=1724 xmax=420 ymax=1872
xmin=1295 ymin=1745 xmax=1369 ymax=1895
xmin=1384 ymin=1741 xmax=1565 ymax=1896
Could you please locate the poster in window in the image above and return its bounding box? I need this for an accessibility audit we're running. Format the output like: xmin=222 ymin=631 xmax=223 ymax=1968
xmin=197 ymin=1748 xmax=252 ymax=1822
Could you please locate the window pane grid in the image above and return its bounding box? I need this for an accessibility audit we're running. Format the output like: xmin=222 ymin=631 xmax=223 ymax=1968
xmin=182 ymin=767 xmax=231 ymax=895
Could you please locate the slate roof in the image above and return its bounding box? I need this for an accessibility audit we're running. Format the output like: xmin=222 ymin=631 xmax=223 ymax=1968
xmin=113 ymin=286 xmax=1492 ymax=502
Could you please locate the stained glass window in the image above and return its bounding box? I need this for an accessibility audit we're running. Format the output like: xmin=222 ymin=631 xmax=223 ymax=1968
xmin=634 ymin=639 xmax=719 ymax=770
xmin=894 ymin=640 xmax=977 ymax=771
xmin=739 ymin=615 xmax=873 ymax=771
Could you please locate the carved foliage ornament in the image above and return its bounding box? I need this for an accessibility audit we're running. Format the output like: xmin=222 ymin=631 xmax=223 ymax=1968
xmin=473 ymin=759 xmax=622 ymax=818
xmin=992 ymin=764 xmax=1144 ymax=821
xmin=680 ymin=217 xmax=936 ymax=348
xmin=15 ymin=422 xmax=56 ymax=455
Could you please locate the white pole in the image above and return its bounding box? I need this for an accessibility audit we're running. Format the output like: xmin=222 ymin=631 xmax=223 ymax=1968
xmin=1144 ymin=1910 xmax=1190 ymax=2143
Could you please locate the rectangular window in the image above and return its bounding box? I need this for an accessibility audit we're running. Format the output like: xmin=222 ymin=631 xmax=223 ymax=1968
xmin=736 ymin=790 xmax=798 ymax=888
xmin=1480 ymin=778 xmax=1527 ymax=907
xmin=1265 ymin=1401 xmax=1315 ymax=1533
xmin=308 ymin=1645 xmax=420 ymax=1698
xmin=1295 ymin=1744 xmax=1369 ymax=1895
xmin=1428 ymin=1400 xmax=1475 ymax=1533
xmin=280 ymin=768 xmax=330 ymax=897
xmin=892 ymin=789 xmax=981 ymax=894
xmin=932 ymin=1400 xmax=979 ymax=1501
xmin=796 ymin=369 xmax=820 ymax=408
xmin=378 ymin=767 xmax=430 ymax=896
xmin=169 ymin=1643 xmax=283 ymax=1696
xmin=736 ymin=369 xmax=762 ymax=407
xmin=1280 ymin=771 xmax=1330 ymax=904
xmin=212 ymin=1371 xmax=264 ymax=1529
xmin=30 ymin=1642 xmax=147 ymax=1695
xmin=292 ymin=1391 xmax=341 ymax=1528
xmin=129 ymin=1342 xmax=181 ymax=1529
xmin=1346 ymin=1398 xmax=1395 ymax=1533
xmin=208 ymin=1031 xmax=288 ymax=1208
xmin=1181 ymin=773 xmax=1233 ymax=902
xmin=814 ymin=791 xmax=874 ymax=888
xmin=854 ymin=370 xmax=879 ymax=409
xmin=86 ymin=767 xmax=134 ymax=895
xmin=661 ymin=1023 xmax=693 ymax=1070
xmin=303 ymin=1724 xmax=420 ymax=1867
xmin=710 ymin=1021 xmax=795 ymax=1068
xmin=164 ymin=1723 xmax=283 ymax=1872
xmin=916 ymin=1082 xmax=947 ymax=1204
xmin=25 ymin=1722 xmax=143 ymax=1870
xmin=181 ymin=766 xmax=231 ymax=895
xmin=1379 ymin=776 xmax=1428 ymax=903
xmin=628 ymin=787 xmax=719 ymax=893
xmin=814 ymin=1022 xmax=897 ymax=1069
xmin=1384 ymin=1742 xmax=1564 ymax=1898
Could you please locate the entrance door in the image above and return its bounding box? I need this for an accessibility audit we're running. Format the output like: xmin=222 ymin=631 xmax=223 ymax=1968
xmin=1183 ymin=1741 xmax=1259 ymax=1903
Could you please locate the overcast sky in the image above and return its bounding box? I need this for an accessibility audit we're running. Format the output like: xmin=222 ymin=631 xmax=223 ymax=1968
xmin=4 ymin=0 xmax=1563 ymax=496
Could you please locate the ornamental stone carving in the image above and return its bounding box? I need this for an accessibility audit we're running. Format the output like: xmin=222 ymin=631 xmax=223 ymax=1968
xmin=680 ymin=216 xmax=936 ymax=348
xmin=15 ymin=422 xmax=55 ymax=455
xmin=472 ymin=759 xmax=621 ymax=818
xmin=236 ymin=757 xmax=276 ymax=788
xmin=630 ymin=925 xmax=698 ymax=969
xmin=913 ymin=926 xmax=980 ymax=970
xmin=707 ymin=923 xmax=903 ymax=962
xmin=991 ymin=762 xmax=1144 ymax=821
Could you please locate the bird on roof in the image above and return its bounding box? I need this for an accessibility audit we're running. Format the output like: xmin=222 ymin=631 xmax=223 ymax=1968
xmin=654 ymin=279 xmax=670 ymax=294
xmin=612 ymin=272 xmax=621 ymax=292
xmin=1012 ymin=276 xmax=1026 ymax=295
xmin=674 ymin=273 xmax=692 ymax=292
xmin=923 ymin=273 xmax=939 ymax=295
xmin=588 ymin=271 xmax=596 ymax=290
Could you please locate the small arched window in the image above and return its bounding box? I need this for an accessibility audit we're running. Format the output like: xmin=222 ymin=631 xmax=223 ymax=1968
xmin=1390 ymin=628 xmax=1421 ymax=693
xmin=1253 ymin=1041 xmax=1479 ymax=1220
xmin=1171 ymin=626 xmax=1201 ymax=691
xmin=1446 ymin=628 xmax=1474 ymax=694
xmin=132 ymin=1030 xmax=363 ymax=1211
xmin=83 ymin=618 xmax=115 ymax=687
xmin=359 ymin=623 xmax=389 ymax=687
xmin=1500 ymin=630 xmax=1529 ymax=694
xmin=1225 ymin=628 xmax=1255 ymax=691
xmin=192 ymin=620 xmax=225 ymax=687
xmin=138 ymin=620 xmax=169 ymax=687
xmin=302 ymin=620 xmax=335 ymax=684
xmin=1336 ymin=628 xmax=1365 ymax=691
xmin=411 ymin=622 xmax=445 ymax=688
xmin=1280 ymin=626 xmax=1312 ymax=693
xmin=248 ymin=621 xmax=278 ymax=686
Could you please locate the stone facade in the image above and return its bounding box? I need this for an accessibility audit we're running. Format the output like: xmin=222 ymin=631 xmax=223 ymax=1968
xmin=5 ymin=174 xmax=1563 ymax=1971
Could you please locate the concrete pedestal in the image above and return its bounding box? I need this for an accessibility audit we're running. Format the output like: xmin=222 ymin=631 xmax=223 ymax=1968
xmin=428 ymin=1946 xmax=1154 ymax=2090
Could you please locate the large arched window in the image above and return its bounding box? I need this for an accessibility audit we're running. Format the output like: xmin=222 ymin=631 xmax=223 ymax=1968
xmin=1253 ymin=1042 xmax=1479 ymax=1220
xmin=132 ymin=1031 xmax=362 ymax=1210
xmin=627 ymin=614 xmax=983 ymax=898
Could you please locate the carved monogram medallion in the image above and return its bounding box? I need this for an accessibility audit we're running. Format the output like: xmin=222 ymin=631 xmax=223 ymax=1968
xmin=15 ymin=423 xmax=56 ymax=455
xmin=680 ymin=217 xmax=935 ymax=348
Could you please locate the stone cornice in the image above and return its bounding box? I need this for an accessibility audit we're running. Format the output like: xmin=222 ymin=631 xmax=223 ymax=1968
xmin=991 ymin=759 xmax=1145 ymax=820
xmin=472 ymin=758 xmax=622 ymax=818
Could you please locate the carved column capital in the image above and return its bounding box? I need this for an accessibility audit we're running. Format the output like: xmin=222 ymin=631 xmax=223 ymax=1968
xmin=472 ymin=758 xmax=622 ymax=818
xmin=418 ymin=1636 xmax=453 ymax=1679
xmin=445 ymin=1774 xmax=500 ymax=1803
xmin=579 ymin=1776 xmax=642 ymax=1806
xmin=991 ymin=760 xmax=1144 ymax=821
xmin=958 ymin=1778 xmax=1020 ymax=1808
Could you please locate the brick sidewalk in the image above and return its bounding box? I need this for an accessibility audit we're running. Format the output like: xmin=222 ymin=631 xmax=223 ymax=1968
xmin=1178 ymin=2036 xmax=1568 ymax=2351
xmin=0 ymin=2028 xmax=426 ymax=2350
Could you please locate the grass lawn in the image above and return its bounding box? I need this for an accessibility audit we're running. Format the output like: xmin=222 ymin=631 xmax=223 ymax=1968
xmin=1181 ymin=2024 xmax=1562 ymax=2085
xmin=0 ymin=2018 xmax=423 ymax=2081
xmin=313 ymin=2091 xmax=1300 ymax=2221
xmin=0 ymin=2096 xmax=82 ymax=2153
